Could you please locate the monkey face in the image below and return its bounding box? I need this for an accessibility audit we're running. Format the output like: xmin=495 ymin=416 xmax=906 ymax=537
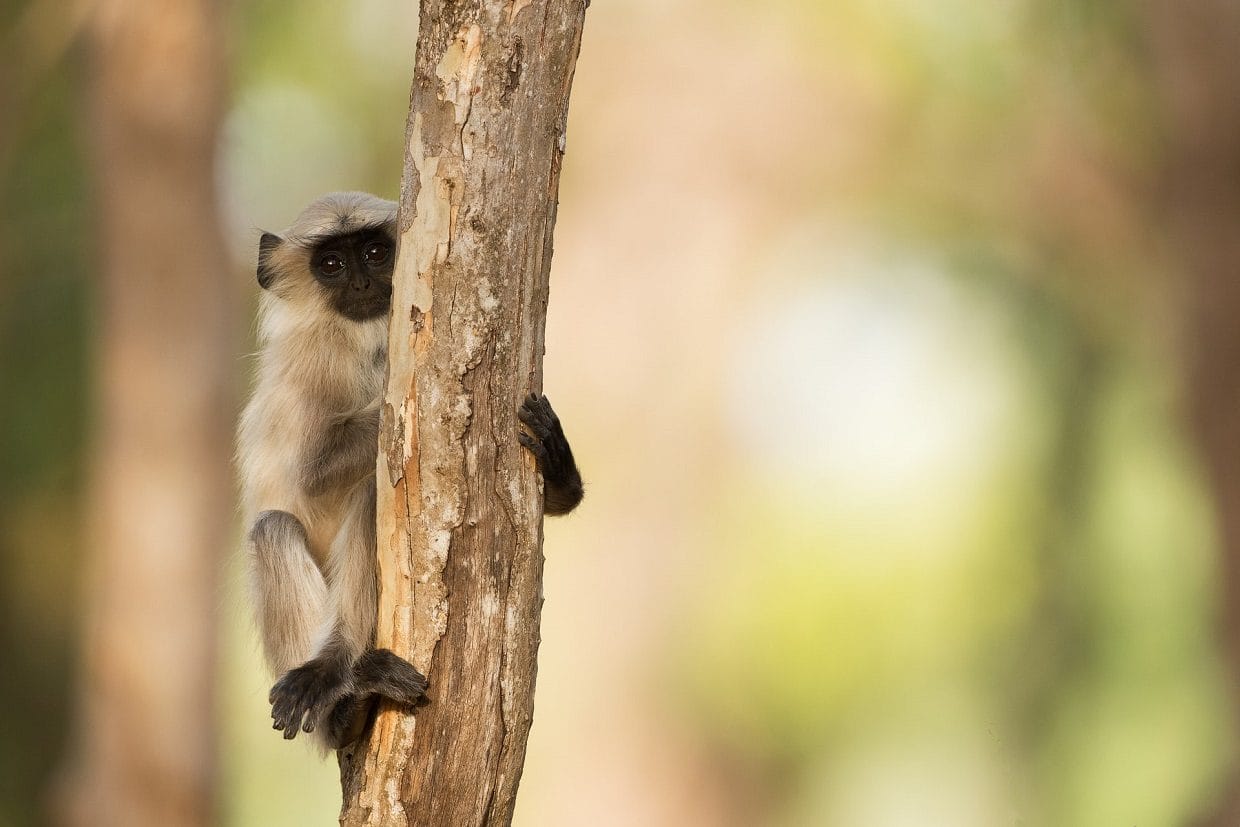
xmin=308 ymin=230 xmax=395 ymax=321
xmin=255 ymin=192 xmax=399 ymax=322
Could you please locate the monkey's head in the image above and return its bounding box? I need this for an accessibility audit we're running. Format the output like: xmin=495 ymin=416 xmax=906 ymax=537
xmin=256 ymin=192 xmax=398 ymax=322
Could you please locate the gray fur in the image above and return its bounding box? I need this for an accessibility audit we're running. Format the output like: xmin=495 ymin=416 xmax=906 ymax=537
xmin=302 ymin=407 xmax=381 ymax=498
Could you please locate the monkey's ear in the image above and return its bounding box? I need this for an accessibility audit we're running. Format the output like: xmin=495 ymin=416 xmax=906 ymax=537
xmin=257 ymin=232 xmax=283 ymax=289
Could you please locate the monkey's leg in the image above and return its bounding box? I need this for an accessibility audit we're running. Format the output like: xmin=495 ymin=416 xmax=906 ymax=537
xmin=270 ymin=480 xmax=399 ymax=740
xmin=248 ymin=510 xmax=328 ymax=677
xmin=518 ymin=393 xmax=584 ymax=515
xmin=250 ymin=511 xmax=348 ymax=741
xmin=320 ymin=482 xmax=428 ymax=748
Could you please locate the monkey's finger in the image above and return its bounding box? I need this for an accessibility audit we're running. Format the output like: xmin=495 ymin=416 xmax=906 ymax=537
xmin=535 ymin=394 xmax=561 ymax=426
xmin=522 ymin=392 xmax=551 ymax=413
xmin=517 ymin=432 xmax=547 ymax=462
xmin=522 ymin=395 xmax=564 ymax=441
xmin=270 ymin=685 xmax=295 ymax=723
xmin=537 ymin=397 xmax=567 ymax=441
xmin=296 ymin=686 xmax=332 ymax=737
xmin=516 ymin=401 xmax=543 ymax=427
xmin=283 ymin=698 xmax=310 ymax=739
xmin=271 ymin=685 xmax=308 ymax=733
xmin=271 ymin=699 xmax=294 ymax=731
xmin=519 ymin=393 xmax=548 ymax=415
xmin=272 ymin=708 xmax=295 ymax=735
xmin=302 ymin=692 xmax=338 ymax=734
xmin=518 ymin=410 xmax=554 ymax=440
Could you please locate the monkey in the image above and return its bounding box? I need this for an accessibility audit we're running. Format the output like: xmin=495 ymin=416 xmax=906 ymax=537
xmin=237 ymin=191 xmax=583 ymax=749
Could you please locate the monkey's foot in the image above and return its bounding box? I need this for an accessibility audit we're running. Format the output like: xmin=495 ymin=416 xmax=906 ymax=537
xmin=325 ymin=694 xmax=374 ymax=748
xmin=354 ymin=648 xmax=429 ymax=705
xmin=269 ymin=658 xmax=350 ymax=740
xmin=518 ymin=393 xmax=583 ymax=514
xmin=323 ymin=651 xmax=428 ymax=748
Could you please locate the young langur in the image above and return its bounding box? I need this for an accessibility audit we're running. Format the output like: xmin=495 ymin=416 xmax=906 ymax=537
xmin=237 ymin=192 xmax=583 ymax=748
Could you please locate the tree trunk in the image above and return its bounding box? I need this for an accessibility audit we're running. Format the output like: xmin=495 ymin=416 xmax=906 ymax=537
xmin=57 ymin=2 xmax=234 ymax=826
xmin=1146 ymin=3 xmax=1240 ymax=825
xmin=338 ymin=2 xmax=586 ymax=824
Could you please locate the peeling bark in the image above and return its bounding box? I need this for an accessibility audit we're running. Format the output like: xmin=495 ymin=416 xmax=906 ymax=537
xmin=338 ymin=2 xmax=586 ymax=824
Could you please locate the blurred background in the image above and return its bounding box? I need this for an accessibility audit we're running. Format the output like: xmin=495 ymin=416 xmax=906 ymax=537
xmin=3 ymin=0 xmax=1240 ymax=824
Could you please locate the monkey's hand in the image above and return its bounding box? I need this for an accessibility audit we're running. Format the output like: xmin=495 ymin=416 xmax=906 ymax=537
xmin=269 ymin=657 xmax=352 ymax=740
xmin=518 ymin=393 xmax=583 ymax=516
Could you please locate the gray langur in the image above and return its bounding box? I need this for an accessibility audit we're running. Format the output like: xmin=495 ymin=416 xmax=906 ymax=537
xmin=237 ymin=191 xmax=583 ymax=748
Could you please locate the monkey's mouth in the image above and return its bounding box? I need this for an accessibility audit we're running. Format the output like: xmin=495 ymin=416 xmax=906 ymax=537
xmin=339 ymin=294 xmax=391 ymax=321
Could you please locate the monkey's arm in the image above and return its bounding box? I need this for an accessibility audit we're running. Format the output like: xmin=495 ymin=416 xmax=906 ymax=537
xmin=302 ymin=405 xmax=380 ymax=498
xmin=518 ymin=393 xmax=584 ymax=516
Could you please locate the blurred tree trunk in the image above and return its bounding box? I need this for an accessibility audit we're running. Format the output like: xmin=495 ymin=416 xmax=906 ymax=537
xmin=56 ymin=2 xmax=234 ymax=826
xmin=337 ymin=2 xmax=585 ymax=824
xmin=1147 ymin=3 xmax=1240 ymax=824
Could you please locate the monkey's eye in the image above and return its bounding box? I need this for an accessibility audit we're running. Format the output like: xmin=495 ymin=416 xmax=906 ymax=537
xmin=363 ymin=242 xmax=391 ymax=266
xmin=319 ymin=253 xmax=345 ymax=276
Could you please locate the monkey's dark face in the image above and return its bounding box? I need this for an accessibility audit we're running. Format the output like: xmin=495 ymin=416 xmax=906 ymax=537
xmin=309 ymin=230 xmax=395 ymax=321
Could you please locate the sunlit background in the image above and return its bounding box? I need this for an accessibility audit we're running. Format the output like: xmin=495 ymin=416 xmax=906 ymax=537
xmin=4 ymin=0 xmax=1239 ymax=824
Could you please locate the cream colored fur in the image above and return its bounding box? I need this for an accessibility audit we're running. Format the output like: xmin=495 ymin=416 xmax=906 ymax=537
xmin=237 ymin=192 xmax=396 ymax=678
